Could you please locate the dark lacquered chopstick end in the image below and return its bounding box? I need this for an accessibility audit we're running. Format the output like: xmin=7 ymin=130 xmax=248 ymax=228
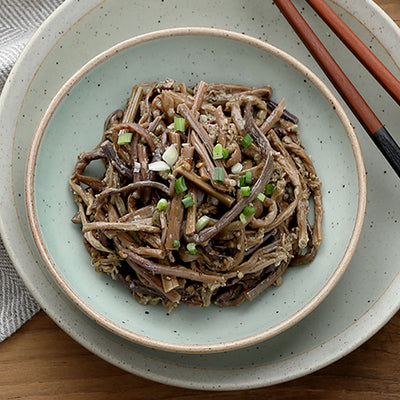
xmin=371 ymin=127 xmax=400 ymax=178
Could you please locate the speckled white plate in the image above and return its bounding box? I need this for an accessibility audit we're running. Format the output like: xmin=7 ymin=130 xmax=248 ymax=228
xmin=25 ymin=26 xmax=365 ymax=353
xmin=0 ymin=0 xmax=399 ymax=390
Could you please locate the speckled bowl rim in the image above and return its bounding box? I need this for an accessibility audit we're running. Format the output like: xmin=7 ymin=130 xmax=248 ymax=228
xmin=25 ymin=27 xmax=367 ymax=354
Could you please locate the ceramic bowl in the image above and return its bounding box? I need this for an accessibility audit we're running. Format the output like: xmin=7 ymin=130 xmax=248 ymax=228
xmin=25 ymin=27 xmax=366 ymax=353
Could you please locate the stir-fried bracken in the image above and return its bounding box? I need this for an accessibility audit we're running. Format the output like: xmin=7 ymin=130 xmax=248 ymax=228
xmin=70 ymin=79 xmax=323 ymax=309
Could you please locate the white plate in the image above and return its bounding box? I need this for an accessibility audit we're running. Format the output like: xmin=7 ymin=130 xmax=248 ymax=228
xmin=1 ymin=0 xmax=399 ymax=390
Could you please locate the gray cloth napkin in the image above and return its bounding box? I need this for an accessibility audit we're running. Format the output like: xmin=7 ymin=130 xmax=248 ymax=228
xmin=0 ymin=0 xmax=64 ymax=342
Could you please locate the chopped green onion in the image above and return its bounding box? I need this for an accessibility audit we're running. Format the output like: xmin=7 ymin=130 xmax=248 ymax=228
xmin=231 ymin=162 xmax=243 ymax=174
xmin=240 ymin=134 xmax=253 ymax=148
xmin=213 ymin=167 xmax=225 ymax=183
xmin=256 ymin=193 xmax=266 ymax=202
xmin=182 ymin=194 xmax=195 ymax=208
xmin=156 ymin=198 xmax=168 ymax=210
xmin=172 ymin=240 xmax=180 ymax=249
xmin=195 ymin=215 xmax=211 ymax=232
xmin=222 ymin=147 xmax=230 ymax=159
xmin=212 ymin=143 xmax=230 ymax=160
xmin=174 ymin=176 xmax=188 ymax=194
xmin=162 ymin=145 xmax=179 ymax=167
xmin=243 ymin=205 xmax=256 ymax=217
xmin=265 ymin=183 xmax=275 ymax=196
xmin=240 ymin=170 xmax=253 ymax=187
xmin=239 ymin=213 xmax=247 ymax=224
xmin=213 ymin=143 xmax=223 ymax=160
xmin=174 ymin=117 xmax=186 ymax=132
xmin=186 ymin=242 xmax=198 ymax=255
xmin=117 ymin=132 xmax=133 ymax=145
xmin=240 ymin=186 xmax=251 ymax=197
xmin=245 ymin=172 xmax=252 ymax=185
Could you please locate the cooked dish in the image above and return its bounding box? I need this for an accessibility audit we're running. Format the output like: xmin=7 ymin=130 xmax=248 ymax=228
xmin=70 ymin=79 xmax=322 ymax=309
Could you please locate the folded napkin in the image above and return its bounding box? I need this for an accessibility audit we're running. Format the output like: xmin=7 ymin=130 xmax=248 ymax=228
xmin=0 ymin=241 xmax=40 ymax=342
xmin=0 ymin=0 xmax=64 ymax=342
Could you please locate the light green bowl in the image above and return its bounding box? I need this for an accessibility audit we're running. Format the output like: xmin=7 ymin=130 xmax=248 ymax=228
xmin=25 ymin=27 xmax=366 ymax=353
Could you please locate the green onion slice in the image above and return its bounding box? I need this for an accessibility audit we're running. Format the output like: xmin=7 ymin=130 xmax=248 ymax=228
xmin=239 ymin=171 xmax=252 ymax=187
xmin=231 ymin=162 xmax=243 ymax=174
xmin=256 ymin=193 xmax=266 ymax=202
xmin=213 ymin=143 xmax=224 ymax=160
xmin=243 ymin=205 xmax=256 ymax=217
xmin=172 ymin=240 xmax=180 ymax=249
xmin=240 ymin=133 xmax=253 ymax=148
xmin=213 ymin=167 xmax=225 ymax=183
xmin=244 ymin=170 xmax=252 ymax=185
xmin=174 ymin=117 xmax=186 ymax=132
xmin=195 ymin=215 xmax=211 ymax=232
xmin=240 ymin=186 xmax=251 ymax=197
xmin=156 ymin=198 xmax=168 ymax=210
xmin=182 ymin=194 xmax=195 ymax=208
xmin=265 ymin=183 xmax=275 ymax=195
xmin=213 ymin=143 xmax=230 ymax=160
xmin=117 ymin=132 xmax=133 ymax=145
xmin=239 ymin=213 xmax=247 ymax=224
xmin=186 ymin=242 xmax=198 ymax=255
xmin=222 ymin=147 xmax=230 ymax=159
xmin=174 ymin=176 xmax=188 ymax=194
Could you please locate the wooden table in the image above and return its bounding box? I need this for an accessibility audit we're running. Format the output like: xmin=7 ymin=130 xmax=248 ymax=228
xmin=1 ymin=1 xmax=400 ymax=399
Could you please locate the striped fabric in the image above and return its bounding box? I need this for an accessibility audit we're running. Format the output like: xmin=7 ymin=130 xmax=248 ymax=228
xmin=0 ymin=241 xmax=40 ymax=341
xmin=0 ymin=0 xmax=64 ymax=342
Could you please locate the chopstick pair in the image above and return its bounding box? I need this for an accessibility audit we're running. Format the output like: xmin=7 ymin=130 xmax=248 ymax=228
xmin=274 ymin=0 xmax=400 ymax=178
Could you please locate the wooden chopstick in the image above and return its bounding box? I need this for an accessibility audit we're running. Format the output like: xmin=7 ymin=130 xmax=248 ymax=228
xmin=307 ymin=0 xmax=400 ymax=107
xmin=274 ymin=0 xmax=400 ymax=178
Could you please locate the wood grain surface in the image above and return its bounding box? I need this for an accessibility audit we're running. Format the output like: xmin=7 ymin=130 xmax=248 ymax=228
xmin=1 ymin=1 xmax=400 ymax=399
